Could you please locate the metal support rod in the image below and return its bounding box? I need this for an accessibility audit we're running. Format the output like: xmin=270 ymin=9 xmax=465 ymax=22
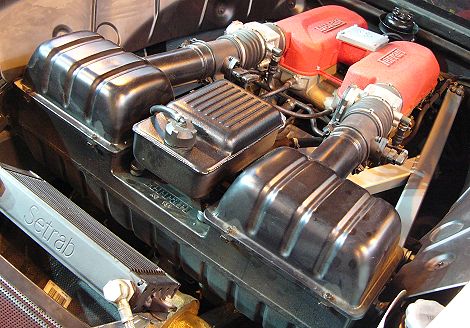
xmin=397 ymin=85 xmax=464 ymax=247
xmin=90 ymin=0 xmax=97 ymax=32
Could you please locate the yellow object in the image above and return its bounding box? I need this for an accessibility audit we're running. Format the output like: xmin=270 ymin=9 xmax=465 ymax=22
xmin=161 ymin=292 xmax=210 ymax=328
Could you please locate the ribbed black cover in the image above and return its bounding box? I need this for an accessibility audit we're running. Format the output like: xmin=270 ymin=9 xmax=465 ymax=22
xmin=207 ymin=147 xmax=402 ymax=318
xmin=24 ymin=31 xmax=173 ymax=144
xmin=170 ymin=79 xmax=281 ymax=153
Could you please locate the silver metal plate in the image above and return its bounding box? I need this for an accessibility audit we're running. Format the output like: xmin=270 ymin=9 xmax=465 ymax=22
xmin=396 ymin=187 xmax=470 ymax=297
xmin=348 ymin=158 xmax=415 ymax=194
xmin=0 ymin=164 xmax=179 ymax=311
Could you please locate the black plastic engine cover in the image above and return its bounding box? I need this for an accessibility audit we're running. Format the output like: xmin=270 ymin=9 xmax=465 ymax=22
xmin=23 ymin=31 xmax=173 ymax=146
xmin=133 ymin=80 xmax=283 ymax=198
xmin=205 ymin=147 xmax=402 ymax=318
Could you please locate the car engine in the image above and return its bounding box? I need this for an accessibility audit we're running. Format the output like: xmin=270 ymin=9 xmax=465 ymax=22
xmin=0 ymin=1 xmax=469 ymax=328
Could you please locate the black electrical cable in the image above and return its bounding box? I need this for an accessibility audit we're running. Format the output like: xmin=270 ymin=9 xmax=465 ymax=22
xmin=403 ymin=77 xmax=457 ymax=145
xmin=255 ymin=80 xmax=332 ymax=119
xmin=261 ymin=78 xmax=297 ymax=99
xmin=310 ymin=116 xmax=327 ymax=137
xmin=149 ymin=104 xmax=184 ymax=123
xmin=273 ymin=103 xmax=332 ymax=119
xmin=290 ymin=100 xmax=327 ymax=136
xmin=281 ymin=93 xmax=331 ymax=124
xmin=402 ymin=106 xmax=429 ymax=146
xmin=261 ymin=82 xmax=292 ymax=99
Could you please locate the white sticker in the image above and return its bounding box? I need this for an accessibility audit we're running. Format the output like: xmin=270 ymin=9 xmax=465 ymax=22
xmin=43 ymin=280 xmax=72 ymax=309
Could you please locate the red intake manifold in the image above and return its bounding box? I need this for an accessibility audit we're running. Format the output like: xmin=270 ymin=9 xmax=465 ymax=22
xmin=277 ymin=6 xmax=440 ymax=115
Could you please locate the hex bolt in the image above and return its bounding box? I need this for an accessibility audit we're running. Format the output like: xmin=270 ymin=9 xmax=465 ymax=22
xmin=324 ymin=292 xmax=334 ymax=302
xmin=455 ymin=85 xmax=465 ymax=96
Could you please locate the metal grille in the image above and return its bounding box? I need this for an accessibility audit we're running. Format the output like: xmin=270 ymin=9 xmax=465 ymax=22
xmin=7 ymin=169 xmax=164 ymax=275
xmin=0 ymin=275 xmax=62 ymax=328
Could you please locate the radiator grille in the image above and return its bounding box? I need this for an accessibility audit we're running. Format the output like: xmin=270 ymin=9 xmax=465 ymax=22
xmin=0 ymin=275 xmax=61 ymax=328
xmin=7 ymin=169 xmax=163 ymax=275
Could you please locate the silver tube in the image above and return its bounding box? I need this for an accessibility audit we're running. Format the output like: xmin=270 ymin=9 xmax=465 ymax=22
xmin=397 ymin=85 xmax=464 ymax=246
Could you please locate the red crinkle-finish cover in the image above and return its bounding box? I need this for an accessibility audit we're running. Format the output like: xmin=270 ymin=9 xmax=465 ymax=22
xmin=338 ymin=41 xmax=440 ymax=116
xmin=277 ymin=6 xmax=440 ymax=115
xmin=277 ymin=5 xmax=367 ymax=75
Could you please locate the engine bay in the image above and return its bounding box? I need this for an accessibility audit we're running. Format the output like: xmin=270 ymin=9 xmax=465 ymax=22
xmin=0 ymin=1 xmax=469 ymax=327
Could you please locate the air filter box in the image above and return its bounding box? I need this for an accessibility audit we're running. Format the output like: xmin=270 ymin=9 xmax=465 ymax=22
xmin=23 ymin=31 xmax=173 ymax=145
xmin=205 ymin=147 xmax=402 ymax=318
xmin=133 ymin=80 xmax=283 ymax=198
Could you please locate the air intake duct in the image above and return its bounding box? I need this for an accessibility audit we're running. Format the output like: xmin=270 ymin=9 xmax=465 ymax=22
xmin=310 ymin=87 xmax=398 ymax=177
xmin=146 ymin=22 xmax=284 ymax=86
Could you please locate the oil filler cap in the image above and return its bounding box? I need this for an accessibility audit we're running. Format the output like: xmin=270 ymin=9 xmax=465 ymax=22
xmin=379 ymin=7 xmax=419 ymax=41
xmin=164 ymin=118 xmax=197 ymax=149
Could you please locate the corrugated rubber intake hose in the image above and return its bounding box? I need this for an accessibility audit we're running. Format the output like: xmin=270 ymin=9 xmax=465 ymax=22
xmin=310 ymin=96 xmax=395 ymax=178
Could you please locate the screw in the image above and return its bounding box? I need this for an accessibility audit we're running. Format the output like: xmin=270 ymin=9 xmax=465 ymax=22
xmin=0 ymin=177 xmax=5 ymax=197
xmin=226 ymin=226 xmax=237 ymax=235
xmin=324 ymin=292 xmax=334 ymax=302
xmin=217 ymin=5 xmax=225 ymax=15
xmin=130 ymin=160 xmax=145 ymax=177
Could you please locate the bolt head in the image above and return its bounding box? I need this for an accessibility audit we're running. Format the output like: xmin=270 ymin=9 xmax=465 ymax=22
xmin=396 ymin=149 xmax=408 ymax=165
xmin=287 ymin=0 xmax=296 ymax=8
